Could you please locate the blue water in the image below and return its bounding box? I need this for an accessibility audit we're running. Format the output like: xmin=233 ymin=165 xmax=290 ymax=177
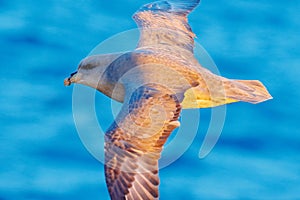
xmin=1 ymin=0 xmax=300 ymax=199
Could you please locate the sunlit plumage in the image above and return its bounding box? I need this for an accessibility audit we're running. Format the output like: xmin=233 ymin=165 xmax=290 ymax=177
xmin=64 ymin=0 xmax=272 ymax=199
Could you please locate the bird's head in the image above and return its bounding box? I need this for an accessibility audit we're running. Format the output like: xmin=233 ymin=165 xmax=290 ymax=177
xmin=64 ymin=53 xmax=125 ymax=102
xmin=64 ymin=54 xmax=122 ymax=88
xmin=64 ymin=56 xmax=100 ymax=88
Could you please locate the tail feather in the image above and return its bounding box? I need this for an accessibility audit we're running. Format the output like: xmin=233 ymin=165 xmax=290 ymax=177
xmin=225 ymin=80 xmax=273 ymax=104
xmin=182 ymin=79 xmax=272 ymax=109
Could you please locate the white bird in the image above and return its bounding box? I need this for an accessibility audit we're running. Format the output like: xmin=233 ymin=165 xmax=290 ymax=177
xmin=64 ymin=0 xmax=272 ymax=199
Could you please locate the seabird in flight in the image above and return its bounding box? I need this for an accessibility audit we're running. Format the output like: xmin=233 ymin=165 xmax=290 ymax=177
xmin=64 ymin=0 xmax=272 ymax=199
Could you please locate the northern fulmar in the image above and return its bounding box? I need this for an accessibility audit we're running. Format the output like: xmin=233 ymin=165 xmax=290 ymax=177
xmin=64 ymin=0 xmax=272 ymax=199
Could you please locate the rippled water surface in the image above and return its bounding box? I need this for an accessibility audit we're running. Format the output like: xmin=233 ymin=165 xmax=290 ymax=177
xmin=1 ymin=0 xmax=300 ymax=199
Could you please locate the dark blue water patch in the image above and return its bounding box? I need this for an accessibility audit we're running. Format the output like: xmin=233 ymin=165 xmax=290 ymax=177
xmin=43 ymin=95 xmax=70 ymax=110
xmin=35 ymin=145 xmax=97 ymax=168
xmin=0 ymin=195 xmax=6 ymax=200
xmin=31 ymin=133 xmax=99 ymax=168
xmin=0 ymin=0 xmax=5 ymax=9
xmin=7 ymin=34 xmax=44 ymax=46
xmin=3 ymin=31 xmax=69 ymax=51
xmin=0 ymin=112 xmax=40 ymax=127
xmin=18 ymin=191 xmax=63 ymax=200
xmin=1 ymin=185 xmax=103 ymax=200
xmin=264 ymin=13 xmax=287 ymax=28
xmin=218 ymin=136 xmax=266 ymax=152
xmin=224 ymin=3 xmax=288 ymax=30
xmin=0 ymin=193 xmax=17 ymax=200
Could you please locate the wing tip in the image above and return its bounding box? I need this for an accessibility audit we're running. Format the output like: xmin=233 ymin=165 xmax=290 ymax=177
xmin=134 ymin=0 xmax=200 ymax=16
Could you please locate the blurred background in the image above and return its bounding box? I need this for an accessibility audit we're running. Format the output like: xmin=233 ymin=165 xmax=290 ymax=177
xmin=1 ymin=0 xmax=299 ymax=199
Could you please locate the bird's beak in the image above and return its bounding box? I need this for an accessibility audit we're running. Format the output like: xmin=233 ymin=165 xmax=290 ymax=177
xmin=64 ymin=71 xmax=78 ymax=86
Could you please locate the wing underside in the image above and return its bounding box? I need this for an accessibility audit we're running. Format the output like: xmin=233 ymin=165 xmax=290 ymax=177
xmin=105 ymin=84 xmax=182 ymax=199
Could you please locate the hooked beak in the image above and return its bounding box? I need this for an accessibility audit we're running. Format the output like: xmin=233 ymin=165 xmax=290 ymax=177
xmin=64 ymin=71 xmax=78 ymax=86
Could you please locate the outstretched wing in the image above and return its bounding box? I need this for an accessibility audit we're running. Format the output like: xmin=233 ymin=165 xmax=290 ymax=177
xmin=105 ymin=84 xmax=182 ymax=200
xmin=133 ymin=0 xmax=200 ymax=54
